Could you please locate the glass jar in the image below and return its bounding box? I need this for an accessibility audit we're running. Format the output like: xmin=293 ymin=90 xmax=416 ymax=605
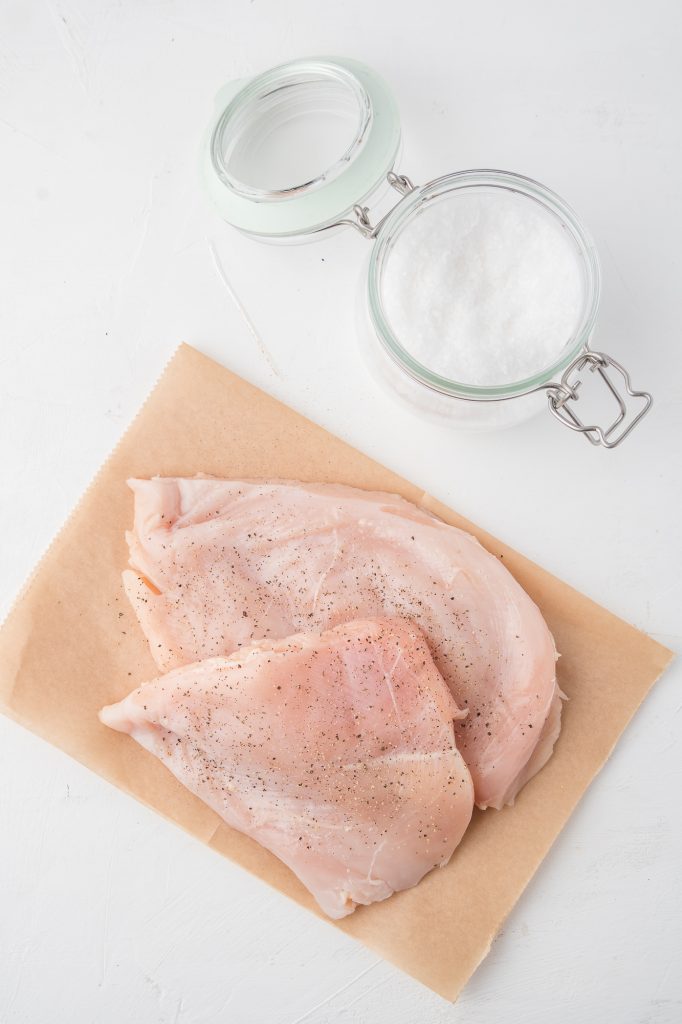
xmin=202 ymin=57 xmax=652 ymax=447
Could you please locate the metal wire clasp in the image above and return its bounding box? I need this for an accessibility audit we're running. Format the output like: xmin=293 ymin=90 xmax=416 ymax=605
xmin=330 ymin=171 xmax=417 ymax=239
xmin=545 ymin=350 xmax=652 ymax=448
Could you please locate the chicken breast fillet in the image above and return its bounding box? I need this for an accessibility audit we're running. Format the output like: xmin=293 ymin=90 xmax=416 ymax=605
xmin=123 ymin=477 xmax=560 ymax=809
xmin=100 ymin=618 xmax=474 ymax=919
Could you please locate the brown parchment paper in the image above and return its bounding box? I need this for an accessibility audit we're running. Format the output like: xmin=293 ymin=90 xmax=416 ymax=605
xmin=0 ymin=344 xmax=673 ymax=1001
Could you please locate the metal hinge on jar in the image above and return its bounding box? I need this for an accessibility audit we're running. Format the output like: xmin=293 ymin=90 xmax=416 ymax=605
xmin=331 ymin=172 xmax=417 ymax=239
xmin=544 ymin=350 xmax=653 ymax=448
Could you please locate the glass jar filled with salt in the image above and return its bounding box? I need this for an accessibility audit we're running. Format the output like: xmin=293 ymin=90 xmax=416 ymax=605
xmin=202 ymin=57 xmax=652 ymax=446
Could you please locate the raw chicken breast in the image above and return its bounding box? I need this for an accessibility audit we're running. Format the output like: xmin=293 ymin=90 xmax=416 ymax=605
xmin=100 ymin=618 xmax=474 ymax=919
xmin=124 ymin=477 xmax=560 ymax=810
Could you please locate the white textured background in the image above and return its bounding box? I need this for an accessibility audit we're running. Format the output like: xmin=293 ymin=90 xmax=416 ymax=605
xmin=1 ymin=1 xmax=681 ymax=1021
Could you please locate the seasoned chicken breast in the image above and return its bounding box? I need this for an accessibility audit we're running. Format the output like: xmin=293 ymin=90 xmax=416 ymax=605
xmin=100 ymin=618 xmax=474 ymax=918
xmin=123 ymin=477 xmax=560 ymax=809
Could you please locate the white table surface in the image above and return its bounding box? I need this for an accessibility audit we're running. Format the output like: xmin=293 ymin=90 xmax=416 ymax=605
xmin=1 ymin=1 xmax=681 ymax=1021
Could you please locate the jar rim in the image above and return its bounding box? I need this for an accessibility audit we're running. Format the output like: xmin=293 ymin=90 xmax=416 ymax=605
xmin=203 ymin=57 xmax=401 ymax=237
xmin=211 ymin=60 xmax=372 ymax=202
xmin=367 ymin=169 xmax=602 ymax=401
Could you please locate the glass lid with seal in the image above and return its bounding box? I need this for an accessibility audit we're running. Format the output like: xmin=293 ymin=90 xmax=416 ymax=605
xmin=202 ymin=57 xmax=400 ymax=237
xmin=202 ymin=57 xmax=652 ymax=447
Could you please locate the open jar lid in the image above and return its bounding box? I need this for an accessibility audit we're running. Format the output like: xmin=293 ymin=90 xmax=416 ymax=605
xmin=202 ymin=57 xmax=401 ymax=237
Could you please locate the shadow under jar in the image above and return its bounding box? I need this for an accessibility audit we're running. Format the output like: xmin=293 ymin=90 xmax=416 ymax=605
xmin=202 ymin=57 xmax=652 ymax=448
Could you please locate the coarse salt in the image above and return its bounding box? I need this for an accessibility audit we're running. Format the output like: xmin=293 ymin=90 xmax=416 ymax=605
xmin=381 ymin=189 xmax=584 ymax=387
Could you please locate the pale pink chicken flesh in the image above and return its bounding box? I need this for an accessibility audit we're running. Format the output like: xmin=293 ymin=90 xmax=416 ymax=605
xmin=124 ymin=477 xmax=561 ymax=810
xmin=100 ymin=618 xmax=474 ymax=918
